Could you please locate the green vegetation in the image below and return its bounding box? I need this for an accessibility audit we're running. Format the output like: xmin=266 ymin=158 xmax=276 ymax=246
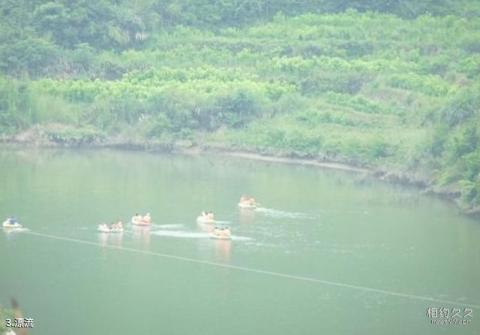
xmin=0 ymin=1 xmax=480 ymax=212
xmin=0 ymin=306 xmax=14 ymax=333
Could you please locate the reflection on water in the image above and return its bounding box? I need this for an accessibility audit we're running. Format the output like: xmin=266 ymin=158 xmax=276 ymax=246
xmin=197 ymin=221 xmax=215 ymax=233
xmin=97 ymin=231 xmax=123 ymax=247
xmin=2 ymin=228 xmax=29 ymax=241
xmin=197 ymin=220 xmax=232 ymax=262
xmin=239 ymin=208 xmax=256 ymax=225
xmin=214 ymin=239 xmax=231 ymax=262
xmin=1 ymin=149 xmax=479 ymax=335
xmin=131 ymin=225 xmax=151 ymax=247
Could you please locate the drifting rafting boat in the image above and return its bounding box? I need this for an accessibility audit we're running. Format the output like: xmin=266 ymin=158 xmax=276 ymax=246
xmin=196 ymin=212 xmax=215 ymax=224
xmin=131 ymin=218 xmax=151 ymax=226
xmin=210 ymin=227 xmax=231 ymax=240
xmin=131 ymin=213 xmax=152 ymax=226
xmin=3 ymin=218 xmax=22 ymax=229
xmin=238 ymin=196 xmax=257 ymax=209
xmin=238 ymin=202 xmax=256 ymax=209
xmin=97 ymin=224 xmax=124 ymax=233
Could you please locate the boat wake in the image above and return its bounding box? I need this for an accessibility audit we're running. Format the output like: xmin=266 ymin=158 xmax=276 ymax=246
xmin=230 ymin=236 xmax=252 ymax=241
xmin=255 ymin=207 xmax=315 ymax=220
xmin=211 ymin=220 xmax=231 ymax=224
xmin=3 ymin=227 xmax=29 ymax=233
xmin=151 ymin=230 xmax=209 ymax=239
xmin=150 ymin=229 xmax=252 ymax=241
xmin=151 ymin=223 xmax=185 ymax=229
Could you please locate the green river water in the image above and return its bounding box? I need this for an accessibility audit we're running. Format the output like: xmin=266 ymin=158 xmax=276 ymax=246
xmin=0 ymin=148 xmax=479 ymax=335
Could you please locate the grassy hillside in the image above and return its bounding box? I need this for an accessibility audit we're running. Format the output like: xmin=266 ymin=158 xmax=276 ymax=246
xmin=0 ymin=2 xmax=479 ymax=212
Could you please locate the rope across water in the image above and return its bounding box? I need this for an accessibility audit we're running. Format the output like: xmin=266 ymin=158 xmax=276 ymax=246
xmin=25 ymin=230 xmax=480 ymax=309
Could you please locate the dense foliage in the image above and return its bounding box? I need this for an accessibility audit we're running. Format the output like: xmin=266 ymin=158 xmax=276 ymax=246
xmin=0 ymin=306 xmax=14 ymax=333
xmin=0 ymin=1 xmax=479 ymax=211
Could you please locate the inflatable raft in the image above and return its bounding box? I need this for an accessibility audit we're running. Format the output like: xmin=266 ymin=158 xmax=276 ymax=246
xmin=131 ymin=217 xmax=152 ymax=226
xmin=196 ymin=215 xmax=215 ymax=224
xmin=3 ymin=220 xmax=22 ymax=229
xmin=210 ymin=227 xmax=231 ymax=240
xmin=238 ymin=202 xmax=256 ymax=209
xmin=97 ymin=224 xmax=124 ymax=233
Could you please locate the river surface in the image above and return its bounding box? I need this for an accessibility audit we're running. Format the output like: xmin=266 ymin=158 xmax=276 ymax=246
xmin=0 ymin=148 xmax=479 ymax=335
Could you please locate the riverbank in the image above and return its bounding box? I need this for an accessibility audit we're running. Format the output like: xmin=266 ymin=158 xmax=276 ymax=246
xmin=3 ymin=131 xmax=477 ymax=218
xmin=0 ymin=128 xmax=402 ymax=176
xmin=1 ymin=7 xmax=479 ymax=219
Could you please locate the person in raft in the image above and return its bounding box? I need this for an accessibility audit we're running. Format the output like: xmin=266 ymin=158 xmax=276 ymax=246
xmin=200 ymin=211 xmax=214 ymax=220
xmin=240 ymin=196 xmax=256 ymax=206
xmin=111 ymin=220 xmax=123 ymax=229
xmin=143 ymin=213 xmax=152 ymax=224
